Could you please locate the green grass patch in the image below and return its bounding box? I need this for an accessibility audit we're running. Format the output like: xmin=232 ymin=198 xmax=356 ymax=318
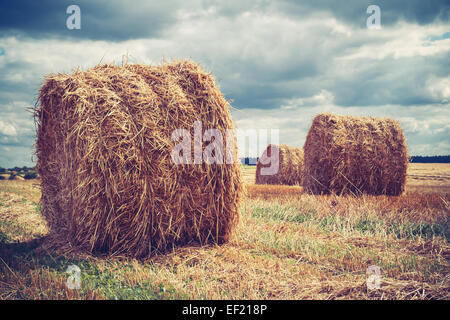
xmin=0 ymin=230 xmax=12 ymax=244
xmin=4 ymin=253 xmax=186 ymax=300
xmin=252 ymin=205 xmax=314 ymax=224
xmin=34 ymin=203 xmax=41 ymax=214
xmin=0 ymin=220 xmax=35 ymax=241
xmin=252 ymin=202 xmax=449 ymax=242
xmin=387 ymin=218 xmax=450 ymax=241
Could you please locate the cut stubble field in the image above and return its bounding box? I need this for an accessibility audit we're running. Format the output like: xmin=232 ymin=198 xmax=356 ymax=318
xmin=0 ymin=163 xmax=449 ymax=300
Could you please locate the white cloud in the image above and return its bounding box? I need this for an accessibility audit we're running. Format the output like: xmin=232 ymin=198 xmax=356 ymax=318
xmin=0 ymin=120 xmax=17 ymax=136
xmin=336 ymin=23 xmax=450 ymax=61
xmin=427 ymin=76 xmax=450 ymax=103
xmin=282 ymin=90 xmax=335 ymax=109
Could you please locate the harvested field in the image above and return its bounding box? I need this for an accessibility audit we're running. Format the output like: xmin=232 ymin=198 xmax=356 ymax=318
xmin=0 ymin=162 xmax=449 ymax=300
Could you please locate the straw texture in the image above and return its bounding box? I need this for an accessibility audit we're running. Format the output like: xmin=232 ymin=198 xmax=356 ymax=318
xmin=255 ymin=144 xmax=304 ymax=186
xmin=303 ymin=113 xmax=408 ymax=196
xmin=35 ymin=60 xmax=242 ymax=257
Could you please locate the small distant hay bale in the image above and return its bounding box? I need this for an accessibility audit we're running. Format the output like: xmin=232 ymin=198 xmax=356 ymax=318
xmin=35 ymin=60 xmax=242 ymax=258
xmin=303 ymin=113 xmax=408 ymax=196
xmin=255 ymin=144 xmax=304 ymax=186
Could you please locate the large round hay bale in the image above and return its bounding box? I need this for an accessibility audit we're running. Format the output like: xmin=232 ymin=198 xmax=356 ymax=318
xmin=35 ymin=60 xmax=242 ymax=257
xmin=303 ymin=113 xmax=408 ymax=196
xmin=255 ymin=144 xmax=303 ymax=186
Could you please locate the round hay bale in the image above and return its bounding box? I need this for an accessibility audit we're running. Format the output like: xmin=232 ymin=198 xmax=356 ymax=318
xmin=303 ymin=113 xmax=408 ymax=196
xmin=255 ymin=144 xmax=304 ymax=186
xmin=35 ymin=60 xmax=242 ymax=258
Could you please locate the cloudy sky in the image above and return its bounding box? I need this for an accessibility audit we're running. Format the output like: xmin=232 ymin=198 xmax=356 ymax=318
xmin=0 ymin=0 xmax=449 ymax=167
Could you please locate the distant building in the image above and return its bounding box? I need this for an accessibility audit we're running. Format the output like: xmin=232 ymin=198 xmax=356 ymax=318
xmin=240 ymin=157 xmax=259 ymax=165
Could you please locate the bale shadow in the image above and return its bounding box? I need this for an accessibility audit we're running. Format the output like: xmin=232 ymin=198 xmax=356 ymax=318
xmin=0 ymin=236 xmax=87 ymax=275
xmin=0 ymin=237 xmax=46 ymax=262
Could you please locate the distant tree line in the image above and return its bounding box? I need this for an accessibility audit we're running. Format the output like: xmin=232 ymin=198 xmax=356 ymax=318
xmin=239 ymin=155 xmax=450 ymax=165
xmin=240 ymin=155 xmax=450 ymax=164
xmin=409 ymin=155 xmax=450 ymax=163
xmin=0 ymin=166 xmax=38 ymax=180
xmin=0 ymin=166 xmax=36 ymax=172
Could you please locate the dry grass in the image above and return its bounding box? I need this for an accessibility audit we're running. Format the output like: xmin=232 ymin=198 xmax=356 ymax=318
xmin=35 ymin=60 xmax=242 ymax=258
xmin=406 ymin=163 xmax=450 ymax=194
xmin=245 ymin=184 xmax=304 ymax=200
xmin=0 ymin=164 xmax=449 ymax=300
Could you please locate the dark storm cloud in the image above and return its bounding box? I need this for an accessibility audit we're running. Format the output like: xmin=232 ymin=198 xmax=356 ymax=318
xmin=215 ymin=57 xmax=320 ymax=109
xmin=201 ymin=0 xmax=449 ymax=27
xmin=328 ymin=52 xmax=450 ymax=107
xmin=213 ymin=37 xmax=449 ymax=110
xmin=0 ymin=0 xmax=185 ymax=41
xmin=0 ymin=59 xmax=43 ymax=108
xmin=2 ymin=1 xmax=448 ymax=41
xmin=276 ymin=0 xmax=449 ymax=27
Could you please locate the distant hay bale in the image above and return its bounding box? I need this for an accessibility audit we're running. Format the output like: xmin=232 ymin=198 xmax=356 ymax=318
xmin=303 ymin=113 xmax=408 ymax=196
xmin=35 ymin=60 xmax=242 ymax=258
xmin=255 ymin=144 xmax=304 ymax=186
